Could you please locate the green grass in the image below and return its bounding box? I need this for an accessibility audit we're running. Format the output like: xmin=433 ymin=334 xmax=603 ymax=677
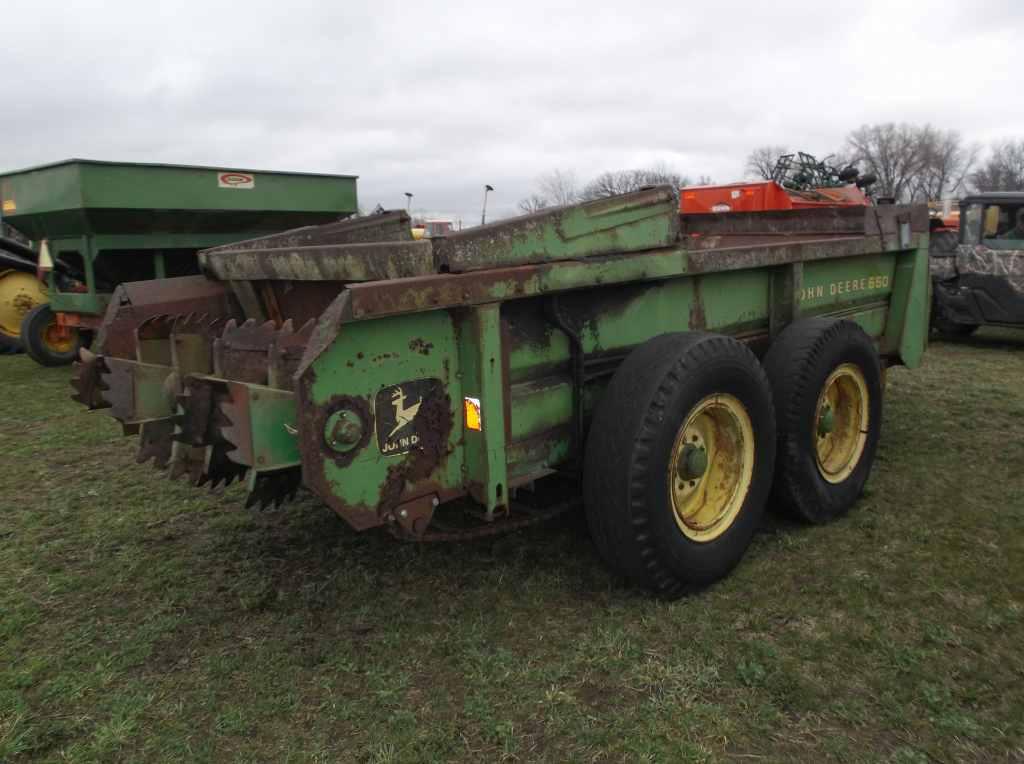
xmin=2 ymin=329 xmax=1024 ymax=762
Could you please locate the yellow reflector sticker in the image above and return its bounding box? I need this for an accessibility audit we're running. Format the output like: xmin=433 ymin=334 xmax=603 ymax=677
xmin=464 ymin=397 xmax=482 ymax=430
xmin=2 ymin=199 xmax=14 ymax=213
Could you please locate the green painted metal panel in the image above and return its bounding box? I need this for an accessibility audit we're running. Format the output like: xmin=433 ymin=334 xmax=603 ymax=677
xmin=846 ymin=305 xmax=889 ymax=338
xmin=499 ymin=251 xmax=915 ymax=486
xmin=0 ymin=159 xmax=357 ymax=240
xmin=2 ymin=159 xmax=359 ymax=315
xmin=0 ymin=163 xmax=83 ymax=219
xmin=456 ymin=305 xmax=509 ymax=511
xmin=436 ymin=186 xmax=679 ymax=272
xmin=800 ymin=254 xmax=896 ymax=311
xmin=883 ymin=243 xmax=930 ymax=368
xmin=306 ymin=310 xmax=464 ymax=523
xmin=246 ymin=385 xmax=301 ymax=470
xmin=289 ymin=228 xmax=929 ymax=522
xmin=508 ymin=377 xmax=571 ymax=443
xmin=47 ymin=291 xmax=109 ymax=315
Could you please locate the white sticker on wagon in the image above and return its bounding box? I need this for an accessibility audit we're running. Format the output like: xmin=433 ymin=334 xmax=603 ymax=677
xmin=217 ymin=172 xmax=255 ymax=189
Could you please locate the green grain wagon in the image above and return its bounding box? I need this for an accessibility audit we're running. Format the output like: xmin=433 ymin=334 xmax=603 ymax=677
xmin=0 ymin=159 xmax=357 ymax=365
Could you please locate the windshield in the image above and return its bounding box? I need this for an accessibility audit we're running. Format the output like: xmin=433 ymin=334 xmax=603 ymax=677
xmin=962 ymin=203 xmax=1024 ymax=247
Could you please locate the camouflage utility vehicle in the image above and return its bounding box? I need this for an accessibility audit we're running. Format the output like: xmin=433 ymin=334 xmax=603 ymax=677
xmin=930 ymin=192 xmax=1024 ymax=336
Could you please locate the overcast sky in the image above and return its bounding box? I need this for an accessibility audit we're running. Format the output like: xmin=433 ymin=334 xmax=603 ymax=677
xmin=3 ymin=0 xmax=1021 ymax=222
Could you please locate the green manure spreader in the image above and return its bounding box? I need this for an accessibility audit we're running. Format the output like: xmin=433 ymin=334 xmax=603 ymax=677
xmin=71 ymin=187 xmax=930 ymax=596
xmin=0 ymin=159 xmax=357 ymax=365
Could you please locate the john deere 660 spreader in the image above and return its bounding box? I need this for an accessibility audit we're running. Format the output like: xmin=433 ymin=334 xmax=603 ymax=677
xmin=71 ymin=187 xmax=929 ymax=596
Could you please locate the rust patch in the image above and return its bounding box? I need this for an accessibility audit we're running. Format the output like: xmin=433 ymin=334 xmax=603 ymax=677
xmin=201 ymin=210 xmax=413 ymax=256
xmin=316 ymin=394 xmax=373 ymax=469
xmin=502 ymin=298 xmax=553 ymax=352
xmin=689 ymin=277 xmax=707 ymax=330
xmin=408 ymin=338 xmax=433 ymax=355
xmin=391 ymin=492 xmax=438 ymax=539
xmin=378 ymin=386 xmax=453 ymax=517
xmin=97 ymin=276 xmax=240 ymax=359
xmin=346 ymin=265 xmax=538 ymax=321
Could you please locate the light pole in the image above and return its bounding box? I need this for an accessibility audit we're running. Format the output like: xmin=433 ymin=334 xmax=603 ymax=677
xmin=481 ymin=184 xmax=494 ymax=225
xmin=404 ymin=192 xmax=413 ymax=212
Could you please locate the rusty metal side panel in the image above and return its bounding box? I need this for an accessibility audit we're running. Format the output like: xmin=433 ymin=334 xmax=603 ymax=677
xmin=339 ymin=234 xmax=926 ymax=324
xmin=434 ymin=186 xmax=680 ymax=273
xmin=200 ymin=210 xmax=412 ymax=255
xmin=95 ymin=275 xmax=241 ymax=359
xmin=199 ymin=240 xmax=436 ymax=283
xmin=501 ymin=253 xmax=906 ymax=479
xmin=680 ymin=204 xmax=929 ymax=238
xmin=295 ymin=309 xmax=464 ymax=531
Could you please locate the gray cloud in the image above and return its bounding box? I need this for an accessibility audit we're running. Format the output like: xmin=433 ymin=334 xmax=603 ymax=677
xmin=2 ymin=0 xmax=1020 ymax=222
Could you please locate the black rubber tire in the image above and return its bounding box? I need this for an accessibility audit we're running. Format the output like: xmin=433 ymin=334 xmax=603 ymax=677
xmin=763 ymin=318 xmax=882 ymax=524
xmin=20 ymin=304 xmax=81 ymax=367
xmin=583 ymin=332 xmax=777 ymax=597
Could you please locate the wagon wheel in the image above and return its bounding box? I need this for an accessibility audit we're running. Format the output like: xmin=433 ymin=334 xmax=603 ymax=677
xmin=763 ymin=318 xmax=883 ymax=523
xmin=0 ymin=269 xmax=48 ymax=354
xmin=20 ymin=304 xmax=83 ymax=366
xmin=583 ymin=332 xmax=776 ymax=597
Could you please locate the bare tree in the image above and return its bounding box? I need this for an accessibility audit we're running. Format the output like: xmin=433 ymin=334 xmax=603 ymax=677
xmin=516 ymin=169 xmax=579 ymax=213
xmin=912 ymin=129 xmax=979 ymax=200
xmin=970 ymin=140 xmax=1024 ymax=192
xmin=579 ymin=163 xmax=690 ymax=200
xmin=519 ymin=164 xmax=697 ymax=212
xmin=517 ymin=193 xmax=550 ymax=214
xmin=845 ymin=123 xmax=929 ymax=201
xmin=538 ymin=169 xmax=580 ymax=207
xmin=745 ymin=145 xmax=789 ymax=180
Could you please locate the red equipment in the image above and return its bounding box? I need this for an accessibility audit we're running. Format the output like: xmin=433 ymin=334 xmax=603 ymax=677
xmin=680 ymin=180 xmax=870 ymax=214
xmin=680 ymin=151 xmax=874 ymax=215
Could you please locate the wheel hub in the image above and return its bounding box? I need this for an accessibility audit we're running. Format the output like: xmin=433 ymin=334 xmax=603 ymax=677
xmin=41 ymin=320 xmax=75 ymax=353
xmin=668 ymin=394 xmax=755 ymax=543
xmin=676 ymin=441 xmax=708 ymax=481
xmin=814 ymin=363 xmax=869 ymax=484
xmin=0 ymin=270 xmax=47 ymax=339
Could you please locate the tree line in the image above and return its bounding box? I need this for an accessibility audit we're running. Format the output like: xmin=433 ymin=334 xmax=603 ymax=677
xmin=746 ymin=126 xmax=1024 ymax=201
xmin=519 ymin=125 xmax=1023 ymax=213
xmin=517 ymin=164 xmax=711 ymax=214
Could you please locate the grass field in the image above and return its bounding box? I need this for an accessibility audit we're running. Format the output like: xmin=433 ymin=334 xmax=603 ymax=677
xmin=2 ymin=330 xmax=1023 ymax=763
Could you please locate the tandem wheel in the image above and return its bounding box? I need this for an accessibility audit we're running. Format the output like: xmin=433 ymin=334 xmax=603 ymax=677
xmin=762 ymin=317 xmax=883 ymax=524
xmin=583 ymin=332 xmax=777 ymax=598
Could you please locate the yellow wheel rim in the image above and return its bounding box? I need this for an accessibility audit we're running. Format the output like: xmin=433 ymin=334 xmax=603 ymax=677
xmin=40 ymin=318 xmax=75 ymax=353
xmin=0 ymin=270 xmax=47 ymax=340
xmin=668 ymin=394 xmax=755 ymax=543
xmin=814 ymin=363 xmax=869 ymax=484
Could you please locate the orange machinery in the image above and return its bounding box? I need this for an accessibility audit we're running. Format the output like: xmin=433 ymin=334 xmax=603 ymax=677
xmin=680 ymin=179 xmax=871 ymax=214
xmin=680 ymin=152 xmax=874 ymax=214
